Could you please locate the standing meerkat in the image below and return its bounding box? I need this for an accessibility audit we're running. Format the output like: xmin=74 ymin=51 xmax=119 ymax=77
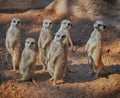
xmin=56 ymin=19 xmax=74 ymax=72
xmin=19 ymin=38 xmax=36 ymax=81
xmin=6 ymin=18 xmax=21 ymax=71
xmin=47 ymin=33 xmax=66 ymax=85
xmin=38 ymin=19 xmax=53 ymax=71
xmin=85 ymin=20 xmax=110 ymax=78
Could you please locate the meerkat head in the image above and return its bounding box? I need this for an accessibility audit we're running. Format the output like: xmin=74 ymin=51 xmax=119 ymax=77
xmin=43 ymin=19 xmax=53 ymax=29
xmin=94 ymin=20 xmax=106 ymax=32
xmin=60 ymin=19 xmax=72 ymax=30
xmin=54 ymin=33 xmax=66 ymax=42
xmin=25 ymin=38 xmax=36 ymax=50
xmin=11 ymin=18 xmax=21 ymax=28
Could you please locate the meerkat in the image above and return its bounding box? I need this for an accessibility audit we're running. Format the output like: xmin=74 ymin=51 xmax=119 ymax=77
xmin=56 ymin=19 xmax=74 ymax=73
xmin=38 ymin=19 xmax=53 ymax=71
xmin=19 ymin=38 xmax=36 ymax=82
xmin=6 ymin=18 xmax=21 ymax=71
xmin=85 ymin=20 xmax=110 ymax=78
xmin=47 ymin=33 xmax=66 ymax=85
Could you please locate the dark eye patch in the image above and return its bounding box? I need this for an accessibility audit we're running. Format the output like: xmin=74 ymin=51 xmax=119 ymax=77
xmin=49 ymin=22 xmax=52 ymax=25
xmin=61 ymin=35 xmax=66 ymax=39
xmin=98 ymin=24 xmax=102 ymax=27
xmin=17 ymin=21 xmax=20 ymax=24
xmin=27 ymin=41 xmax=29 ymax=44
xmin=31 ymin=42 xmax=34 ymax=44
xmin=13 ymin=20 xmax=16 ymax=23
xmin=57 ymin=35 xmax=60 ymax=37
xmin=68 ymin=23 xmax=71 ymax=25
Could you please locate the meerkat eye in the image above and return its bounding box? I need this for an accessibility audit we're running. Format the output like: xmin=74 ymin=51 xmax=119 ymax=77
xmin=68 ymin=23 xmax=71 ymax=25
xmin=64 ymin=22 xmax=66 ymax=24
xmin=49 ymin=22 xmax=52 ymax=25
xmin=57 ymin=35 xmax=60 ymax=37
xmin=103 ymin=25 xmax=106 ymax=29
xmin=13 ymin=20 xmax=16 ymax=23
xmin=17 ymin=21 xmax=20 ymax=24
xmin=45 ymin=22 xmax=48 ymax=24
xmin=31 ymin=42 xmax=34 ymax=45
xmin=27 ymin=42 xmax=29 ymax=44
xmin=98 ymin=24 xmax=102 ymax=27
xmin=62 ymin=35 xmax=66 ymax=39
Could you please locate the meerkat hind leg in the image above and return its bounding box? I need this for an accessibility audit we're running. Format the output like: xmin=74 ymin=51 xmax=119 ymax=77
xmin=93 ymin=65 xmax=102 ymax=79
xmin=21 ymin=72 xmax=32 ymax=81
xmin=101 ymin=61 xmax=111 ymax=78
xmin=40 ymin=49 xmax=47 ymax=72
xmin=41 ymin=66 xmax=47 ymax=72
xmin=88 ymin=56 xmax=96 ymax=75
xmin=32 ymin=78 xmax=39 ymax=87
xmin=12 ymin=50 xmax=20 ymax=71
xmin=50 ymin=77 xmax=54 ymax=81
xmin=53 ymin=68 xmax=64 ymax=85
xmin=6 ymin=52 xmax=12 ymax=67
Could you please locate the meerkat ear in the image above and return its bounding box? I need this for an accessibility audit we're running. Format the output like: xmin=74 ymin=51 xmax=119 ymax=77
xmin=54 ymin=32 xmax=57 ymax=36
xmin=25 ymin=39 xmax=28 ymax=42
xmin=61 ymin=20 xmax=64 ymax=24
xmin=94 ymin=22 xmax=98 ymax=28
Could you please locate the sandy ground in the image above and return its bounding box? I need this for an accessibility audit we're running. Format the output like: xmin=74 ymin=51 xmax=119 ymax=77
xmin=0 ymin=9 xmax=120 ymax=98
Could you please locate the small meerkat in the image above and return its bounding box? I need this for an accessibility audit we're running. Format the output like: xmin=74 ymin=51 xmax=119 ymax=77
xmin=19 ymin=38 xmax=36 ymax=81
xmin=47 ymin=33 xmax=66 ymax=85
xmin=6 ymin=18 xmax=21 ymax=71
xmin=85 ymin=20 xmax=110 ymax=78
xmin=38 ymin=19 xmax=53 ymax=71
xmin=56 ymin=19 xmax=73 ymax=72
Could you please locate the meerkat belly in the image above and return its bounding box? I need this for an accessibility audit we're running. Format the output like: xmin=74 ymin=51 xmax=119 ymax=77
xmin=91 ymin=46 xmax=101 ymax=66
xmin=7 ymin=30 xmax=21 ymax=46
xmin=55 ymin=55 xmax=65 ymax=66
xmin=54 ymin=48 xmax=65 ymax=66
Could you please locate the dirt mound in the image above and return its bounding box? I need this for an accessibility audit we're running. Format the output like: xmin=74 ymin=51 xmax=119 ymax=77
xmin=0 ymin=74 xmax=120 ymax=98
xmin=0 ymin=81 xmax=41 ymax=98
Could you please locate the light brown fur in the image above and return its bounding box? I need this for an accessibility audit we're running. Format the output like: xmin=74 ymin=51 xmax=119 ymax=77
xmin=47 ymin=33 xmax=66 ymax=85
xmin=38 ymin=19 xmax=53 ymax=71
xmin=86 ymin=20 xmax=110 ymax=78
xmin=6 ymin=18 xmax=21 ymax=71
xmin=19 ymin=38 xmax=36 ymax=81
